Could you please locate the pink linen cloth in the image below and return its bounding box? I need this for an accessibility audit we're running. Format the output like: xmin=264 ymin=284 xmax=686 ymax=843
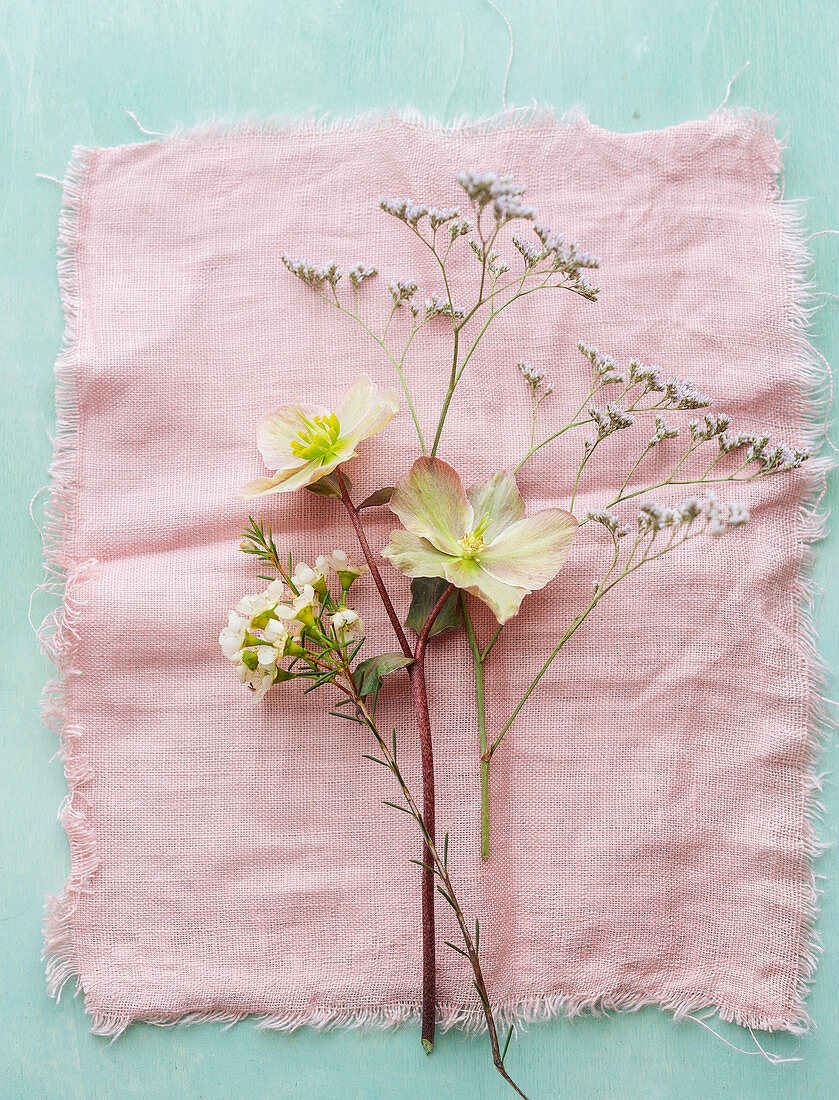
xmin=43 ymin=111 xmax=825 ymax=1036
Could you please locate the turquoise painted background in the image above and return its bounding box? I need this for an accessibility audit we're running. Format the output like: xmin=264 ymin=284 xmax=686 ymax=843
xmin=2 ymin=1 xmax=837 ymax=1096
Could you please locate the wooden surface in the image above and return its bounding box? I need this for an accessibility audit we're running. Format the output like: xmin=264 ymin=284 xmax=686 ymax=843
xmin=2 ymin=1 xmax=837 ymax=1096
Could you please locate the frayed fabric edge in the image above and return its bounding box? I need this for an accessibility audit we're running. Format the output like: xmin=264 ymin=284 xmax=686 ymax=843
xmin=84 ymin=987 xmax=816 ymax=1041
xmin=102 ymin=101 xmax=779 ymax=157
xmin=760 ymin=119 xmax=837 ymax=1036
xmin=40 ymin=145 xmax=102 ymax=1006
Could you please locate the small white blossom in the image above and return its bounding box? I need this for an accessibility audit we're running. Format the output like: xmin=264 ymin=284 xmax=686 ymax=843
xmin=326 ymin=549 xmax=369 ymax=590
xmin=263 ymin=619 xmax=291 ymax=647
xmin=239 ymin=665 xmax=277 ymax=701
xmin=256 ymin=645 xmax=278 ymax=668
xmin=219 ymin=611 xmax=248 ymax=659
xmin=292 ymin=561 xmax=326 ymax=592
xmin=235 ymin=591 xmax=272 ymax=618
xmin=291 ymin=584 xmax=318 ymax=619
xmin=330 ymin=607 xmax=364 ymax=645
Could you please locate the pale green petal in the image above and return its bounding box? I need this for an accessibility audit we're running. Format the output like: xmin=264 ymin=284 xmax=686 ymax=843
xmin=443 ymin=557 xmax=528 ymax=624
xmin=389 ymin=457 xmax=474 ymax=556
xmin=480 ymin=508 xmax=578 ymax=590
xmin=381 ymin=529 xmax=452 ymax=579
xmin=257 ymin=402 xmax=330 ymax=469
xmin=238 ymin=456 xmax=338 ymax=498
xmin=338 ymin=375 xmax=399 ymax=440
xmin=466 ymin=471 xmax=525 ymax=541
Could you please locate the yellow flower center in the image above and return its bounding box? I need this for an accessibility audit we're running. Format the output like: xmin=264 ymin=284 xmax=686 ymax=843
xmin=289 ymin=412 xmax=342 ymax=461
xmin=458 ymin=530 xmax=488 ymax=558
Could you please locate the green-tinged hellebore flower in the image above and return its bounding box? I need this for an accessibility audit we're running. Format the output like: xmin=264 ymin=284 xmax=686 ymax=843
xmin=239 ymin=375 xmax=399 ymax=498
xmin=382 ymin=458 xmax=578 ymax=624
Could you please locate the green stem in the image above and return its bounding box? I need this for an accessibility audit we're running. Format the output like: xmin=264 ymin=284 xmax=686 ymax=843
xmin=616 ymin=441 xmax=654 ymax=496
xmin=430 ymin=274 xmax=591 ymax=457
xmin=485 ymin=603 xmax=596 ymax=762
xmin=461 ymin=594 xmax=490 ymax=859
xmin=318 ymin=293 xmax=427 ymax=453
xmin=600 ymin=469 xmax=763 ymax=511
xmin=569 ymin=441 xmax=598 ymax=513
xmin=480 ymin=623 xmax=504 ymax=663
xmin=486 ymin=526 xmax=707 ymax=760
xmin=430 ymin=325 xmax=460 ymax=456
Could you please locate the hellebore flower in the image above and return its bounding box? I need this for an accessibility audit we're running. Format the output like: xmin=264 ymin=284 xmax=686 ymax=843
xmin=382 ymin=457 xmax=578 ymax=624
xmin=240 ymin=375 xmax=399 ymax=498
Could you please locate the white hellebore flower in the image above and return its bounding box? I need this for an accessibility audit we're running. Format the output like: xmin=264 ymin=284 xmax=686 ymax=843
xmin=382 ymin=457 xmax=578 ymax=625
xmin=239 ymin=375 xmax=399 ymax=498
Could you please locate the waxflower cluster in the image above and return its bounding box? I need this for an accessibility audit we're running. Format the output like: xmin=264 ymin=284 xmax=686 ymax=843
xmin=219 ymin=552 xmax=369 ymax=701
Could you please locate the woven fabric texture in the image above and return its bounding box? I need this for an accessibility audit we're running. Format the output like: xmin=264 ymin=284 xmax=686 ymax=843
xmin=42 ymin=112 xmax=824 ymax=1036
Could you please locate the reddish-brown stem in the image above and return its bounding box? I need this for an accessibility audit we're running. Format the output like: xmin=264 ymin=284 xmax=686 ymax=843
xmin=407 ymin=656 xmax=436 ymax=1050
xmin=335 ymin=466 xmax=441 ymax=1052
xmin=415 ymin=582 xmax=456 ymax=663
xmin=408 ymin=581 xmax=454 ymax=1050
xmin=335 ymin=468 xmax=412 ymax=659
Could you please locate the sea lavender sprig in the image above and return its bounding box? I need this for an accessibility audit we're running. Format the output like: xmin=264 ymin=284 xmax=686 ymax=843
xmin=284 ymin=171 xmax=601 ymax=462
xmin=480 ymin=490 xmax=752 ymax=770
xmin=519 ymin=361 xmax=555 ymax=448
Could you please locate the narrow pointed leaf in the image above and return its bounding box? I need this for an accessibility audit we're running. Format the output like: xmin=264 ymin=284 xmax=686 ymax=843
xmin=444 ymin=941 xmax=470 ymax=958
xmin=357 ymin=486 xmax=396 ymax=511
xmin=360 ymin=753 xmax=391 ymax=769
xmin=501 ymin=1026 xmax=514 ymax=1064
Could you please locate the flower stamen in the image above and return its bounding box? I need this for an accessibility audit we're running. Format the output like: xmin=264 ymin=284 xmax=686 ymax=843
xmin=288 ymin=412 xmax=342 ymax=461
xmin=458 ymin=530 xmax=488 ymax=558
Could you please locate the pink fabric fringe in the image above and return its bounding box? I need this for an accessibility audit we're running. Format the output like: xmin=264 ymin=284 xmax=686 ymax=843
xmin=40 ymin=109 xmax=831 ymax=1037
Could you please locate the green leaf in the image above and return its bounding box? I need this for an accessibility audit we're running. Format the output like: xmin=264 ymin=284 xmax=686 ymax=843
xmin=501 ymin=1025 xmax=514 ymax=1064
xmin=357 ymin=486 xmax=395 ymax=511
xmin=305 ymin=471 xmax=347 ymax=499
xmin=404 ymin=577 xmax=461 ymax=638
xmin=354 ymin=652 xmax=414 ymax=696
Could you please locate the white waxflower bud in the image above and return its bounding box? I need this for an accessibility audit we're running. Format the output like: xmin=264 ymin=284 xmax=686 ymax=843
xmin=293 ymin=563 xmax=318 ymax=586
